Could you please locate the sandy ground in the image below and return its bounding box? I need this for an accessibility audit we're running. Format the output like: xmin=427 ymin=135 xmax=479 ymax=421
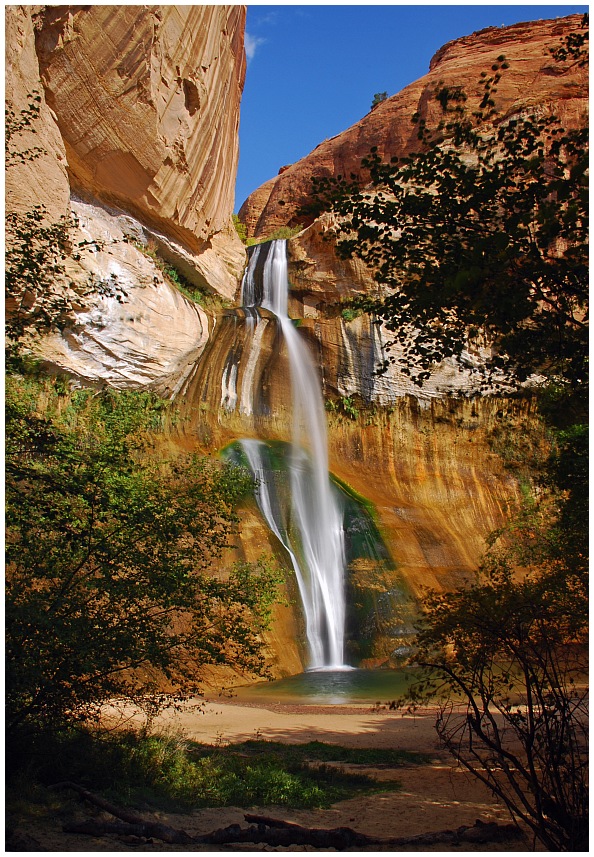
xmin=9 ymin=698 xmax=545 ymax=853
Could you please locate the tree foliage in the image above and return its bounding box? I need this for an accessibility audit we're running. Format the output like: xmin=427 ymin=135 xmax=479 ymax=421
xmin=5 ymin=206 xmax=129 ymax=361
xmin=6 ymin=376 xmax=281 ymax=734
xmin=370 ymin=91 xmax=388 ymax=110
xmin=406 ymin=403 xmax=588 ymax=853
xmin=305 ymin=18 xmax=588 ymax=391
xmin=5 ymin=95 xmax=127 ymax=363
xmin=408 ymin=518 xmax=588 ymax=850
xmin=5 ymin=90 xmax=45 ymax=165
xmin=5 ymin=85 xmax=282 ymax=740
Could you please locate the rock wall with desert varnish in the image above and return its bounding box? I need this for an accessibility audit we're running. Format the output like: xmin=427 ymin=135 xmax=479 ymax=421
xmin=32 ymin=5 xmax=246 ymax=278
xmin=173 ymin=304 xmax=547 ymax=668
xmin=6 ymin=5 xmax=247 ymax=388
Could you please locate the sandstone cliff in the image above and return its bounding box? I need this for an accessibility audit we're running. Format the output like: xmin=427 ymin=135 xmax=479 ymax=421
xmin=238 ymin=14 xmax=587 ymax=243
xmin=199 ymin=15 xmax=586 ymax=670
xmin=6 ymin=11 xmax=579 ymax=676
xmin=175 ymin=311 xmax=546 ymax=671
xmin=235 ymin=14 xmax=587 ymax=407
xmin=6 ymin=5 xmax=246 ymax=386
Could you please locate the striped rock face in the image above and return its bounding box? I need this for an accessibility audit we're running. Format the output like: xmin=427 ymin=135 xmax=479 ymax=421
xmin=6 ymin=5 xmax=247 ymax=302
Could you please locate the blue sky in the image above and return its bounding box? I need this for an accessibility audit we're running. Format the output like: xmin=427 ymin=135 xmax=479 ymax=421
xmin=235 ymin=3 xmax=587 ymax=209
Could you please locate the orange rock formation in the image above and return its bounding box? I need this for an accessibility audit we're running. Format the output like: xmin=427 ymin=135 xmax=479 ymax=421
xmin=238 ymin=14 xmax=588 ymax=239
xmin=6 ymin=5 xmax=247 ymax=297
xmin=6 ymin=5 xmax=248 ymax=386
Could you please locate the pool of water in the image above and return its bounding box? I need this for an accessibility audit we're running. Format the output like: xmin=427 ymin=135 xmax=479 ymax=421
xmin=234 ymin=668 xmax=417 ymax=705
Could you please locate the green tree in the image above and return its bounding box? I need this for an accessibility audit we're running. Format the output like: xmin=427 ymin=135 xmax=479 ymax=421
xmin=307 ymin=20 xmax=588 ymax=392
xmin=6 ymin=377 xmax=280 ymax=734
xmin=5 ymin=87 xmax=281 ymax=740
xmin=408 ymin=508 xmax=588 ymax=851
xmin=370 ymin=91 xmax=388 ymax=110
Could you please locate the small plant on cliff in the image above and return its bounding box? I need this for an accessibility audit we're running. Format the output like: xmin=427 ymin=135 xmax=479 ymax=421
xmin=246 ymin=224 xmax=304 ymax=247
xmin=339 ymin=396 xmax=359 ymax=420
xmin=232 ymin=213 xmax=248 ymax=243
xmin=340 ymin=305 xmax=362 ymax=323
xmin=324 ymin=395 xmax=359 ymax=421
xmin=370 ymin=91 xmax=388 ymax=110
xmin=137 ymin=239 xmax=228 ymax=310
xmin=266 ymin=224 xmax=304 ymax=242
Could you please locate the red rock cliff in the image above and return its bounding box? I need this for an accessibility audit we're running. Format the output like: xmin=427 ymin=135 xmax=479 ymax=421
xmin=238 ymin=14 xmax=588 ymax=239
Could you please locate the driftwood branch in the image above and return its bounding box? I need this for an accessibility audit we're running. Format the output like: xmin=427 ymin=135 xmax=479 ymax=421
xmin=53 ymin=781 xmax=524 ymax=850
xmin=198 ymin=817 xmax=372 ymax=848
xmin=62 ymin=819 xmax=195 ymax=845
xmin=51 ymin=782 xmax=195 ymax=845
xmin=202 ymin=814 xmax=524 ymax=848
xmin=50 ymin=782 xmax=145 ymax=825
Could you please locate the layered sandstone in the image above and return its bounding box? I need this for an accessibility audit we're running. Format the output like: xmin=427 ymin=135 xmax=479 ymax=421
xmin=36 ymin=199 xmax=213 ymax=390
xmin=6 ymin=5 xmax=247 ymax=388
xmin=239 ymin=14 xmax=588 ymax=242
xmin=5 ymin=6 xmax=70 ymax=221
xmin=175 ymin=319 xmax=544 ymax=668
xmin=32 ymin=6 xmax=245 ymax=278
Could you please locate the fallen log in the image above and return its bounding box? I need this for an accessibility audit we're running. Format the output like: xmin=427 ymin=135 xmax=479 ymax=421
xmin=62 ymin=819 xmax=195 ymax=845
xmin=52 ymin=782 xmax=524 ymax=850
xmin=52 ymin=782 xmax=196 ymax=845
xmin=197 ymin=814 xmax=524 ymax=849
xmin=389 ymin=819 xmax=524 ymax=846
xmin=50 ymin=782 xmax=145 ymax=825
xmin=196 ymin=820 xmax=373 ymax=849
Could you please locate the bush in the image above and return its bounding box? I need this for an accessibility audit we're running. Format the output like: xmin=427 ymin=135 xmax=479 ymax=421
xmin=232 ymin=213 xmax=248 ymax=243
xmin=6 ymin=374 xmax=281 ymax=734
xmin=370 ymin=92 xmax=388 ymax=110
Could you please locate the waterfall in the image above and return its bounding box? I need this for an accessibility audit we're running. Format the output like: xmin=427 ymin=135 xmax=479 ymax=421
xmin=239 ymin=240 xmax=347 ymax=669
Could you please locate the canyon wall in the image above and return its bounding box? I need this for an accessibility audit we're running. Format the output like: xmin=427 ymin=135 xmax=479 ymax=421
xmin=6 ymin=5 xmax=247 ymax=386
xmin=6 ymin=11 xmax=584 ymax=677
xmin=174 ymin=289 xmax=547 ymax=674
xmin=238 ymin=14 xmax=588 ymax=243
xmin=201 ymin=14 xmax=585 ymax=672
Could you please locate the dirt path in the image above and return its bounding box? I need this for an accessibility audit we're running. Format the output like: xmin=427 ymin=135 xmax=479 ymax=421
xmin=10 ymin=698 xmax=544 ymax=852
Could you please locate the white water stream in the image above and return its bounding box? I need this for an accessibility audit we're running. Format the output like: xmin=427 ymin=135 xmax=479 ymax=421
xmin=238 ymin=240 xmax=347 ymax=669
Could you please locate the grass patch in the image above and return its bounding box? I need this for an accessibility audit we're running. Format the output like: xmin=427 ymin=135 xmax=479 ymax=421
xmin=246 ymin=224 xmax=304 ymax=246
xmin=234 ymin=739 xmax=432 ymax=767
xmin=135 ymin=239 xmax=229 ymax=312
xmin=7 ymin=729 xmax=401 ymax=815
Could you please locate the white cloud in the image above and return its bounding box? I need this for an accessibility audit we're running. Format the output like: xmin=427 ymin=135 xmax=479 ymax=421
xmin=245 ymin=32 xmax=266 ymax=63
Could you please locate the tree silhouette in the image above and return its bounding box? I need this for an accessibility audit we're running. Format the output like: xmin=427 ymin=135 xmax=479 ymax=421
xmin=306 ymin=19 xmax=588 ymax=392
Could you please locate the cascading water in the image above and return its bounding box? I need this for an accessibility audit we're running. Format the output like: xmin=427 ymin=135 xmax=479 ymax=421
xmin=238 ymin=240 xmax=347 ymax=669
